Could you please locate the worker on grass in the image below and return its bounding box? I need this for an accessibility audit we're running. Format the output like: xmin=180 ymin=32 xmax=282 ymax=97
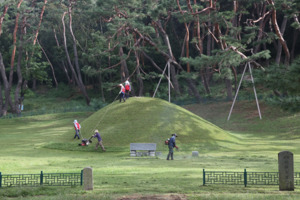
xmin=118 ymin=84 xmax=126 ymax=102
xmin=92 ymin=130 xmax=106 ymax=152
xmin=125 ymin=79 xmax=131 ymax=99
xmin=167 ymin=133 xmax=178 ymax=160
xmin=73 ymin=120 xmax=81 ymax=139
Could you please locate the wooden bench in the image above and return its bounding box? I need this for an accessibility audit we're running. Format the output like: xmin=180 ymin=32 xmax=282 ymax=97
xmin=130 ymin=143 xmax=156 ymax=157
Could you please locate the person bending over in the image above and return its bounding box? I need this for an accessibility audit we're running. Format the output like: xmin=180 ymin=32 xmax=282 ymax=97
xmin=73 ymin=120 xmax=81 ymax=139
xmin=167 ymin=133 xmax=178 ymax=160
xmin=92 ymin=130 xmax=106 ymax=152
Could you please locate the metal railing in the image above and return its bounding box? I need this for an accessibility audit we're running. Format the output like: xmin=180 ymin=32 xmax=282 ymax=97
xmin=203 ymin=169 xmax=300 ymax=187
xmin=0 ymin=171 xmax=83 ymax=187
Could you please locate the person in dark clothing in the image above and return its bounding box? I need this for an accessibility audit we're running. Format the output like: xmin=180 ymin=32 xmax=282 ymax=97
xmin=167 ymin=133 xmax=178 ymax=160
xmin=92 ymin=130 xmax=106 ymax=151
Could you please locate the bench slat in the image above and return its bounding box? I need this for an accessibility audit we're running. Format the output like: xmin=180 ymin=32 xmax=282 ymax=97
xmin=130 ymin=143 xmax=156 ymax=151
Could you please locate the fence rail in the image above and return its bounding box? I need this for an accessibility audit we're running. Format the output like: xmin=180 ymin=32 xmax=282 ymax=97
xmin=203 ymin=169 xmax=300 ymax=187
xmin=0 ymin=171 xmax=83 ymax=187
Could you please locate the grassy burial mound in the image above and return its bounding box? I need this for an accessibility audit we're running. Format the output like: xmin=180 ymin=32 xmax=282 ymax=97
xmin=45 ymin=97 xmax=233 ymax=152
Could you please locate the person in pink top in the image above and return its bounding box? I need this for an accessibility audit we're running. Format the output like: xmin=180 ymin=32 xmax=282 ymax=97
xmin=73 ymin=119 xmax=81 ymax=139
xmin=118 ymin=84 xmax=126 ymax=102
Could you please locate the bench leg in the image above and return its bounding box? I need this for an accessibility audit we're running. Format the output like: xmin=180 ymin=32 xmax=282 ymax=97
xmin=130 ymin=150 xmax=136 ymax=157
xmin=149 ymin=151 xmax=155 ymax=157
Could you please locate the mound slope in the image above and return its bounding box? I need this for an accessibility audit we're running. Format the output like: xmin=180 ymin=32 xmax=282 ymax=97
xmin=56 ymin=97 xmax=232 ymax=151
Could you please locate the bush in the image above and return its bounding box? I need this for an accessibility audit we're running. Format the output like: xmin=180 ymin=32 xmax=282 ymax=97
xmin=90 ymin=98 xmax=107 ymax=110
xmin=46 ymin=83 xmax=75 ymax=98
xmin=23 ymin=89 xmax=36 ymax=99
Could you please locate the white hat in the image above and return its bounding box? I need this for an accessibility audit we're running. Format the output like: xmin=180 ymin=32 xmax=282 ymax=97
xmin=95 ymin=130 xmax=98 ymax=133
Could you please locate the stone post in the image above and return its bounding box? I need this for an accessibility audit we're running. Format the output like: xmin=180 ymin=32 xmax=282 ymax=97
xmin=83 ymin=167 xmax=93 ymax=191
xmin=278 ymin=151 xmax=294 ymax=191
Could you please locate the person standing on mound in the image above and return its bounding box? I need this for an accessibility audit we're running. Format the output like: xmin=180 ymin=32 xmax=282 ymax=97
xmin=92 ymin=130 xmax=106 ymax=151
xmin=73 ymin=120 xmax=81 ymax=139
xmin=167 ymin=133 xmax=178 ymax=160
xmin=118 ymin=84 xmax=126 ymax=102
xmin=125 ymin=79 xmax=131 ymax=99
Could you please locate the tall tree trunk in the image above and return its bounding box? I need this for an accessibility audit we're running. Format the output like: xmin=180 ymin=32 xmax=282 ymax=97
xmin=136 ymin=67 xmax=143 ymax=96
xmin=0 ymin=5 xmax=9 ymax=37
xmin=226 ymin=78 xmax=233 ymax=101
xmin=98 ymin=73 xmax=105 ymax=102
xmin=62 ymin=11 xmax=90 ymax=105
xmin=0 ymin=80 xmax=3 ymax=116
xmin=119 ymin=46 xmax=136 ymax=96
xmin=186 ymin=78 xmax=201 ymax=100
xmin=133 ymin=34 xmax=143 ymax=96
xmin=253 ymin=4 xmax=267 ymax=54
xmin=38 ymin=39 xmax=58 ymax=89
xmin=32 ymin=0 xmax=47 ymax=45
xmin=170 ymin=64 xmax=180 ymax=95
xmin=53 ymin=28 xmax=71 ymax=84
xmin=9 ymin=0 xmax=23 ymax=94
xmin=68 ymin=10 xmax=84 ymax=86
xmin=267 ymin=0 xmax=290 ymax=67
xmin=206 ymin=21 xmax=213 ymax=83
xmin=133 ymin=26 xmax=201 ymax=100
xmin=158 ymin=21 xmax=182 ymax=96
xmin=22 ymin=15 xmax=28 ymax=91
xmin=0 ymin=52 xmax=13 ymax=115
xmin=14 ymin=22 xmax=25 ymax=116
xmin=119 ymin=46 xmax=129 ymax=82
xmin=108 ymin=41 xmax=112 ymax=97
xmin=32 ymin=79 xmax=36 ymax=90
xmin=62 ymin=61 xmax=71 ymax=84
xmin=201 ymin=70 xmax=211 ymax=94
xmin=275 ymin=16 xmax=288 ymax=65
xmin=263 ymin=41 xmax=269 ymax=67
xmin=291 ymin=29 xmax=298 ymax=63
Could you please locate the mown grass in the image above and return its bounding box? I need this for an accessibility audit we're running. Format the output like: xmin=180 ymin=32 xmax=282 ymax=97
xmin=1 ymin=99 xmax=300 ymax=199
xmin=56 ymin=97 xmax=232 ymax=152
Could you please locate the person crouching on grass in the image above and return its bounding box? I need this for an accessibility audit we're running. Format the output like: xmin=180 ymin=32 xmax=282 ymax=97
xmin=92 ymin=130 xmax=106 ymax=152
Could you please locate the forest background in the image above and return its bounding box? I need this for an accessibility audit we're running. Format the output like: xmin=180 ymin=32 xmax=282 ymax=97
xmin=0 ymin=0 xmax=299 ymax=117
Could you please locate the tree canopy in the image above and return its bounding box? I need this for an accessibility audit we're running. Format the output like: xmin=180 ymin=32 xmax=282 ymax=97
xmin=1 ymin=0 xmax=300 ymax=116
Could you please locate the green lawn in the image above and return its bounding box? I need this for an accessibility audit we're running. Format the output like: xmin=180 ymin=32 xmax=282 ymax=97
xmin=1 ymin=98 xmax=300 ymax=199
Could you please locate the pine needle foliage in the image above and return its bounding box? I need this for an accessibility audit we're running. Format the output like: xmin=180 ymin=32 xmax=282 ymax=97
xmin=255 ymin=57 xmax=300 ymax=112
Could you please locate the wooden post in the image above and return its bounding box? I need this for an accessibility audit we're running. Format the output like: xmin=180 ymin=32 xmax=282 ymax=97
xmin=248 ymin=62 xmax=262 ymax=119
xmin=153 ymin=63 xmax=168 ymax=98
xmin=227 ymin=63 xmax=247 ymax=121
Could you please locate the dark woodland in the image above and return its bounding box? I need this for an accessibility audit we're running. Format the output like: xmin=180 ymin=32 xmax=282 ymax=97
xmin=0 ymin=0 xmax=300 ymax=116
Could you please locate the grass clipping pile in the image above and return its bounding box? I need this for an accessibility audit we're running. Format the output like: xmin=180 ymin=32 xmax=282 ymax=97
xmin=44 ymin=97 xmax=232 ymax=152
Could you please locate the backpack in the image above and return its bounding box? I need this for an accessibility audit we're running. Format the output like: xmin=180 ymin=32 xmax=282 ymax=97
xmin=165 ymin=138 xmax=170 ymax=145
xmin=125 ymin=85 xmax=130 ymax=91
